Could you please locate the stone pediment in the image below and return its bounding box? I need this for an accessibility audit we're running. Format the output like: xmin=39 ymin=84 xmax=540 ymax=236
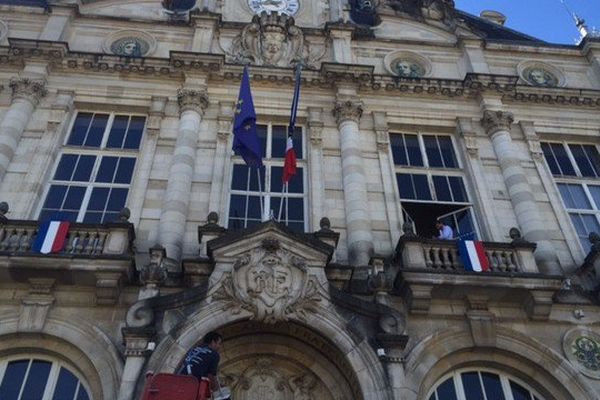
xmin=374 ymin=17 xmax=457 ymax=44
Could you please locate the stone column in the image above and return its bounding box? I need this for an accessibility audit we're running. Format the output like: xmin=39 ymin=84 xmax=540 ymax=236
xmin=208 ymin=101 xmax=233 ymax=215
xmin=0 ymin=78 xmax=47 ymax=182
xmin=308 ymin=107 xmax=325 ymax=230
xmin=373 ymin=111 xmax=401 ymax=248
xmin=157 ymin=88 xmax=208 ymax=265
xmin=117 ymin=328 xmax=155 ymax=400
xmin=482 ymin=110 xmax=561 ymax=274
xmin=333 ymin=99 xmax=373 ymax=266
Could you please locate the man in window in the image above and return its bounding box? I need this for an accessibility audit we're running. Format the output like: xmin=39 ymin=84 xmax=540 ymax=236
xmin=435 ymin=220 xmax=454 ymax=240
xmin=179 ymin=332 xmax=223 ymax=400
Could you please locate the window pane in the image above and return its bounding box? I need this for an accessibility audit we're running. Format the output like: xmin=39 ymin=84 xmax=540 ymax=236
xmin=43 ymin=185 xmax=68 ymax=209
xmin=436 ymin=377 xmax=458 ymax=400
xmin=21 ymin=360 xmax=52 ymax=400
xmin=67 ymin=113 xmax=93 ymax=146
xmin=83 ymin=212 xmax=104 ymax=224
xmin=438 ymin=136 xmax=458 ymax=168
xmin=405 ymin=135 xmax=423 ymax=166
xmin=433 ymin=176 xmax=451 ymax=201
xmin=84 ymin=114 xmax=108 ymax=147
xmin=102 ymin=212 xmax=121 ymax=224
xmin=257 ymin=125 xmax=267 ymax=158
xmin=106 ymin=115 xmax=128 ymax=149
xmin=541 ymin=142 xmax=561 ymax=175
xmin=583 ymin=145 xmax=600 ymax=177
xmin=124 ymin=116 xmax=145 ymax=150
xmin=229 ymin=194 xmax=248 ymax=222
xmin=449 ymin=176 xmax=468 ymax=202
xmin=456 ymin=209 xmax=476 ymax=240
xmin=550 ymin=143 xmax=576 ymax=176
xmin=272 ymin=197 xmax=304 ymax=222
xmin=397 ymin=173 xmax=414 ymax=199
xmin=247 ymin=196 xmax=262 ymax=220
xmin=107 ymin=188 xmax=128 ymax=211
xmin=510 ymin=381 xmax=533 ymax=400
xmin=272 ymin=125 xmax=287 ymax=158
xmin=271 ymin=167 xmax=304 ymax=194
xmin=87 ymin=187 xmax=109 ymax=211
xmin=52 ymin=368 xmax=78 ymax=400
xmin=558 ymin=184 xmax=591 ymax=210
xmin=76 ymin=387 xmax=90 ymax=400
xmin=481 ymin=372 xmax=505 ymax=400
xmin=588 ymin=185 xmax=600 ymax=209
xmin=54 ymin=154 xmax=78 ymax=181
xmin=96 ymin=157 xmax=118 ymax=183
xmin=63 ymin=186 xmax=86 ymax=210
xmin=231 ymin=165 xmax=250 ymax=191
xmin=0 ymin=359 xmax=29 ymax=399
xmin=460 ymin=371 xmax=484 ymax=400
xmin=390 ymin=134 xmax=408 ymax=166
xmin=424 ymin=136 xmax=443 ymax=168
xmin=72 ymin=155 xmax=96 ymax=182
xmin=115 ymin=157 xmax=136 ymax=184
xmin=413 ymin=174 xmax=432 ymax=200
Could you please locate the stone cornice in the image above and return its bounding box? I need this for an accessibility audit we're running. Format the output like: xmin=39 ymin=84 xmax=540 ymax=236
xmin=3 ymin=40 xmax=600 ymax=108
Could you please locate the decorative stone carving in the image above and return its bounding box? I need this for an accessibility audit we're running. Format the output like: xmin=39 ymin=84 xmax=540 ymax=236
xmin=102 ymin=30 xmax=157 ymax=57
xmin=384 ymin=51 xmax=431 ymax=78
xmin=212 ymin=244 xmax=322 ymax=323
xmin=9 ymin=78 xmax=47 ymax=106
xmin=333 ymin=100 xmax=363 ymax=124
xmin=177 ymin=88 xmax=209 ymax=114
xmin=517 ymin=61 xmax=564 ymax=88
xmin=563 ymin=328 xmax=600 ymax=379
xmin=481 ymin=110 xmax=514 ymax=136
xmin=139 ymin=245 xmax=168 ymax=287
xmin=227 ymin=12 xmax=326 ymax=68
xmin=386 ymin=0 xmax=455 ymax=26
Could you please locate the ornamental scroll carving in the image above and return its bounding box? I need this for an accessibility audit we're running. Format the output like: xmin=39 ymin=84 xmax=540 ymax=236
xmin=226 ymin=12 xmax=327 ymax=68
xmin=481 ymin=110 xmax=514 ymax=136
xmin=9 ymin=78 xmax=47 ymax=106
xmin=212 ymin=240 xmax=322 ymax=324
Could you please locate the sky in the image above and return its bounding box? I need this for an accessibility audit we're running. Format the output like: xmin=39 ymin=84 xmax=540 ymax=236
xmin=455 ymin=0 xmax=600 ymax=44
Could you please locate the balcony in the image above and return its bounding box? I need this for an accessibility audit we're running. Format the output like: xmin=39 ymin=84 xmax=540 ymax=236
xmin=0 ymin=219 xmax=135 ymax=304
xmin=395 ymin=233 xmax=563 ymax=320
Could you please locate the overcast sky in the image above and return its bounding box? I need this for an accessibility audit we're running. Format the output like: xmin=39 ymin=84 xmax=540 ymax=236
xmin=455 ymin=0 xmax=600 ymax=44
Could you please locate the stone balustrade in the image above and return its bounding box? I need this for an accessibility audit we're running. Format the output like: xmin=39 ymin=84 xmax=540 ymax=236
xmin=397 ymin=236 xmax=539 ymax=274
xmin=0 ymin=221 xmax=134 ymax=257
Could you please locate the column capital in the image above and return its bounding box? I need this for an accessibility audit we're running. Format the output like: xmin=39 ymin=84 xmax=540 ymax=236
xmin=333 ymin=100 xmax=363 ymax=125
xmin=9 ymin=77 xmax=47 ymax=106
xmin=481 ymin=110 xmax=513 ymax=136
xmin=177 ymin=88 xmax=209 ymax=114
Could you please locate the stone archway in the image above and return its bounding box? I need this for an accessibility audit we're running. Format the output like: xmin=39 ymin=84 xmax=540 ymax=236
xmin=213 ymin=321 xmax=361 ymax=400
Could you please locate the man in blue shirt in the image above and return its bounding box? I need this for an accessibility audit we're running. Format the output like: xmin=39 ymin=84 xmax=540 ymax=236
xmin=180 ymin=331 xmax=223 ymax=398
xmin=435 ymin=220 xmax=454 ymax=240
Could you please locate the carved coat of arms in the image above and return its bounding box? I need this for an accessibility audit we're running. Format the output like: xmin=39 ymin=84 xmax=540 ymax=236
xmin=212 ymin=240 xmax=322 ymax=324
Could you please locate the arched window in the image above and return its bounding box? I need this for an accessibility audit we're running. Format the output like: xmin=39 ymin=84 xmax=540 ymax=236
xmin=427 ymin=369 xmax=545 ymax=400
xmin=0 ymin=357 xmax=91 ymax=400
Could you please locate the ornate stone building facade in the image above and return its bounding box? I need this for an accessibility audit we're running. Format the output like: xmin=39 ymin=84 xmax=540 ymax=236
xmin=0 ymin=1 xmax=600 ymax=399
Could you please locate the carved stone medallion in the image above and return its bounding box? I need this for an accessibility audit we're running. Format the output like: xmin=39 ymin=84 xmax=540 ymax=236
xmin=384 ymin=51 xmax=432 ymax=78
xmin=212 ymin=240 xmax=322 ymax=323
xmin=517 ymin=61 xmax=564 ymax=88
xmin=563 ymin=328 xmax=600 ymax=379
xmin=103 ymin=30 xmax=157 ymax=57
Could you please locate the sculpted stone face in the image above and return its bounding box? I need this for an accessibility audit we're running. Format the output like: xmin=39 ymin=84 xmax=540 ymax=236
xmin=526 ymin=68 xmax=556 ymax=87
xmin=262 ymin=30 xmax=285 ymax=64
xmin=394 ymin=60 xmax=423 ymax=77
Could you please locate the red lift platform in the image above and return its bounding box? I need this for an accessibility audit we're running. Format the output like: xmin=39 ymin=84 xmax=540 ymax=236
xmin=140 ymin=373 xmax=211 ymax=400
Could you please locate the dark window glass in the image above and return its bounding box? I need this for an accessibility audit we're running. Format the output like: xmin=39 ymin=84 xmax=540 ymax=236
xmin=84 ymin=114 xmax=109 ymax=147
xmin=570 ymin=144 xmax=600 ymax=178
xmin=54 ymin=154 xmax=78 ymax=180
xmin=272 ymin=125 xmax=287 ymax=158
xmin=456 ymin=209 xmax=476 ymax=240
xmin=96 ymin=157 xmax=118 ymax=183
xmin=461 ymin=371 xmax=484 ymax=400
xmin=588 ymin=185 xmax=600 ymax=209
xmin=107 ymin=188 xmax=128 ymax=212
xmin=481 ymin=372 xmax=506 ymax=400
xmin=428 ymin=395 xmax=436 ymax=400
xmin=63 ymin=186 xmax=86 ymax=210
xmin=52 ymin=368 xmax=78 ymax=400
xmin=115 ymin=157 xmax=136 ymax=184
xmin=438 ymin=136 xmax=458 ymax=168
xmin=21 ymin=360 xmax=52 ymax=400
xmin=510 ymin=381 xmax=533 ymax=400
xmin=125 ymin=116 xmax=145 ymax=150
xmin=424 ymin=136 xmax=443 ymax=167
xmin=87 ymin=187 xmax=109 ymax=211
xmin=228 ymin=195 xmax=262 ymax=229
xmin=257 ymin=125 xmax=268 ymax=158
xmin=271 ymin=167 xmax=304 ymax=193
xmin=231 ymin=165 xmax=266 ymax=192
xmin=433 ymin=176 xmax=451 ymax=201
xmin=76 ymin=387 xmax=90 ymax=400
xmin=67 ymin=113 xmax=93 ymax=146
xmin=72 ymin=155 xmax=96 ymax=182
xmin=272 ymin=197 xmax=304 ymax=223
xmin=584 ymin=145 xmax=600 ymax=177
xmin=541 ymin=142 xmax=560 ymax=175
xmin=405 ymin=134 xmax=423 ymax=166
xmin=43 ymin=185 xmax=68 ymax=209
xmin=106 ymin=115 xmax=128 ymax=149
xmin=390 ymin=134 xmax=408 ymax=166
xmin=551 ymin=143 xmax=576 ymax=176
xmin=397 ymin=173 xmax=414 ymax=199
xmin=449 ymin=176 xmax=467 ymax=202
xmin=436 ymin=377 xmax=458 ymax=400
xmin=558 ymin=183 xmax=592 ymax=210
xmin=413 ymin=174 xmax=432 ymax=200
xmin=0 ymin=360 xmax=29 ymax=399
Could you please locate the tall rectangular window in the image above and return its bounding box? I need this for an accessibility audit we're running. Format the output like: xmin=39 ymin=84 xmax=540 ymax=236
xmin=542 ymin=141 xmax=600 ymax=253
xmin=228 ymin=123 xmax=306 ymax=232
xmin=39 ymin=112 xmax=145 ymax=223
xmin=390 ymin=132 xmax=477 ymax=239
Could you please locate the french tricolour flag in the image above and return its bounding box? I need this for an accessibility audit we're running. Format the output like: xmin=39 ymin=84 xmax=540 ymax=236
xmin=283 ymin=64 xmax=301 ymax=184
xmin=32 ymin=221 xmax=70 ymax=254
xmin=458 ymin=240 xmax=490 ymax=272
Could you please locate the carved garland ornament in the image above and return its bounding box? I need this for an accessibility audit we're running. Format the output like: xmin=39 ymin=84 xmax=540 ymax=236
xmin=212 ymin=241 xmax=322 ymax=324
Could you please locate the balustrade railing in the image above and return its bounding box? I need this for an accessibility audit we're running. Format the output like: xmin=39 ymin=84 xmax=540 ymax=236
xmin=0 ymin=221 xmax=134 ymax=257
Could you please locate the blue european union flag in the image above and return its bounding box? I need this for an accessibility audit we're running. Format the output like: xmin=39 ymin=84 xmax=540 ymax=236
xmin=233 ymin=67 xmax=263 ymax=167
